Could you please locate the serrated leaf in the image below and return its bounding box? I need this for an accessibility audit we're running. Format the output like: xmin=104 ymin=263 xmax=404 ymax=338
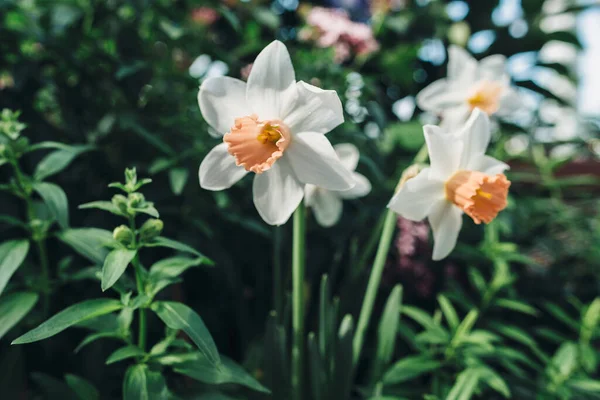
xmin=12 ymin=299 xmax=123 ymax=344
xmin=0 ymin=239 xmax=30 ymax=295
xmin=101 ymin=249 xmax=137 ymax=292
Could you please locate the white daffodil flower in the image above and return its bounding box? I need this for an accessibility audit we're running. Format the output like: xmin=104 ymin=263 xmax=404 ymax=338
xmin=416 ymin=45 xmax=522 ymax=129
xmin=388 ymin=109 xmax=511 ymax=260
xmin=198 ymin=40 xmax=355 ymax=226
xmin=304 ymin=143 xmax=371 ymax=227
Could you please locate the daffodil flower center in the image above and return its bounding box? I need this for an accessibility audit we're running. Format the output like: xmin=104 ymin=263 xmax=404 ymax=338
xmin=444 ymin=170 xmax=510 ymax=224
xmin=466 ymin=81 xmax=504 ymax=115
xmin=223 ymin=115 xmax=291 ymax=174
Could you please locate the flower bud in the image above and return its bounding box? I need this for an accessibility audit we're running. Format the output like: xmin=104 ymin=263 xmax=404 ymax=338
xmin=125 ymin=167 xmax=137 ymax=186
xmin=30 ymin=219 xmax=48 ymax=241
xmin=139 ymin=219 xmax=163 ymax=242
xmin=112 ymin=194 xmax=129 ymax=214
xmin=113 ymin=225 xmax=135 ymax=246
xmin=128 ymin=192 xmax=145 ymax=208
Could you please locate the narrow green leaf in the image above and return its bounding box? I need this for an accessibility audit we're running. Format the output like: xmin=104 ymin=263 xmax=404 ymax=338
xmin=101 ymin=249 xmax=136 ymax=292
xmin=438 ymin=294 xmax=460 ymax=331
xmin=570 ymin=379 xmax=600 ymax=392
xmin=479 ymin=367 xmax=510 ymax=398
xmin=383 ymin=355 xmax=441 ymax=384
xmin=172 ymin=354 xmax=270 ymax=393
xmin=151 ymin=301 xmax=220 ymax=367
xmin=31 ymin=372 xmax=78 ymax=400
xmin=308 ymin=332 xmax=325 ymax=400
xmin=581 ymin=298 xmax=600 ymax=344
xmin=169 ymin=168 xmax=189 ymax=195
xmin=74 ymin=332 xmax=124 ymax=353
xmin=149 ymin=256 xmax=211 ymax=280
xmin=123 ymin=364 xmax=148 ymax=400
xmin=0 ymin=239 xmax=30 ymax=295
xmin=495 ymin=298 xmax=539 ymax=316
xmin=106 ymin=345 xmax=145 ymax=365
xmin=330 ymin=315 xmax=355 ymax=400
xmin=451 ymin=310 xmax=479 ymax=347
xmin=446 ymin=368 xmax=481 ymax=400
xmin=65 ymin=374 xmax=100 ymax=400
xmin=0 ymin=292 xmax=38 ymax=339
xmin=33 ymin=182 xmax=69 ymax=229
xmin=12 ymin=299 xmax=122 ymax=344
xmin=79 ymin=201 xmax=125 ymax=217
xmin=34 ymin=145 xmax=93 ymax=181
xmin=143 ymin=236 xmax=203 ymax=257
xmin=372 ymin=285 xmax=402 ymax=382
xmin=543 ymin=302 xmax=579 ymax=331
xmin=58 ymin=228 xmax=115 ymax=264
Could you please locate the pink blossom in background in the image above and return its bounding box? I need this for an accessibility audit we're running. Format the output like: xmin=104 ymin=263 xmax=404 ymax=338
xmin=191 ymin=7 xmax=219 ymax=25
xmin=301 ymin=6 xmax=379 ymax=62
xmin=240 ymin=63 xmax=253 ymax=81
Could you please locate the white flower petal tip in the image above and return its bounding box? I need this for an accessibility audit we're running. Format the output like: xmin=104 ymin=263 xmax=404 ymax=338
xmin=198 ymin=76 xmax=249 ymax=136
xmin=284 ymin=81 xmax=344 ymax=134
xmin=199 ymin=143 xmax=248 ymax=191
xmin=429 ymin=202 xmax=463 ymax=261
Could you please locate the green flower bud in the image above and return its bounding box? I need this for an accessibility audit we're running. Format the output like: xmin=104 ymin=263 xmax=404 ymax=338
xmin=112 ymin=194 xmax=129 ymax=214
xmin=113 ymin=225 xmax=135 ymax=246
xmin=125 ymin=167 xmax=137 ymax=186
xmin=139 ymin=219 xmax=163 ymax=242
xmin=30 ymin=219 xmax=48 ymax=241
xmin=128 ymin=192 xmax=145 ymax=208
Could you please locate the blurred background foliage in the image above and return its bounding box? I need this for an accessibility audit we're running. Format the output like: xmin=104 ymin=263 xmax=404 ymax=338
xmin=1 ymin=0 xmax=600 ymax=398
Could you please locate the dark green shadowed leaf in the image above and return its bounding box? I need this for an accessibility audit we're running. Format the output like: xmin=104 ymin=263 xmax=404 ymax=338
xmin=79 ymin=201 xmax=126 ymax=217
xmin=383 ymin=355 xmax=441 ymax=384
xmin=75 ymin=332 xmax=124 ymax=353
xmin=151 ymin=301 xmax=220 ymax=367
xmin=169 ymin=168 xmax=188 ymax=195
xmin=169 ymin=354 xmax=270 ymax=394
xmin=123 ymin=364 xmax=171 ymax=400
xmin=33 ymin=182 xmax=69 ymax=229
xmin=106 ymin=345 xmax=145 ymax=365
xmin=0 ymin=292 xmax=38 ymax=339
xmin=143 ymin=237 xmax=203 ymax=257
xmin=65 ymin=374 xmax=100 ymax=400
xmin=34 ymin=145 xmax=93 ymax=181
xmin=101 ymin=249 xmax=137 ymax=291
xmin=12 ymin=299 xmax=123 ymax=344
xmin=0 ymin=239 xmax=30 ymax=295
xmin=58 ymin=228 xmax=115 ymax=264
xmin=438 ymin=294 xmax=460 ymax=331
xmin=372 ymin=285 xmax=402 ymax=383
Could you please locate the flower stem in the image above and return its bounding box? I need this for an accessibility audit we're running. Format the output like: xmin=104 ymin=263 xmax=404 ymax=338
xmin=273 ymin=226 xmax=283 ymax=319
xmin=36 ymin=239 xmax=50 ymax=316
xmin=133 ymin=256 xmax=147 ymax=351
xmin=291 ymin=205 xmax=306 ymax=400
xmin=352 ymin=144 xmax=429 ymax=366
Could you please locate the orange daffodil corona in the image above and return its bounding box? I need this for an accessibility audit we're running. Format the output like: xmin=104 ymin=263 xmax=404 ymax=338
xmin=304 ymin=143 xmax=371 ymax=227
xmin=416 ymin=45 xmax=522 ymax=129
xmin=198 ymin=41 xmax=355 ymax=225
xmin=388 ymin=109 xmax=511 ymax=261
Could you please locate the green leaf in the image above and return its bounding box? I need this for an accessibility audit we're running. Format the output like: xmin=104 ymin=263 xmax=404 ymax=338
xmin=74 ymin=332 xmax=124 ymax=353
xmin=0 ymin=239 xmax=30 ymax=295
xmin=446 ymin=368 xmax=481 ymax=400
xmin=331 ymin=314 xmax=355 ymax=400
xmin=372 ymin=285 xmax=402 ymax=381
xmin=149 ymin=256 xmax=211 ymax=280
xmin=151 ymin=301 xmax=220 ymax=367
xmin=383 ymin=355 xmax=441 ymax=384
xmin=479 ymin=367 xmax=510 ymax=398
xmin=79 ymin=201 xmax=125 ymax=217
xmin=581 ymin=298 xmax=600 ymax=344
xmin=33 ymin=182 xmax=69 ymax=229
xmin=169 ymin=168 xmax=188 ymax=195
xmin=550 ymin=341 xmax=578 ymax=378
xmin=570 ymin=379 xmax=600 ymax=392
xmin=12 ymin=299 xmax=123 ymax=344
xmin=143 ymin=236 xmax=203 ymax=257
xmin=123 ymin=364 xmax=147 ymax=400
xmin=0 ymin=292 xmax=38 ymax=339
xmin=32 ymin=372 xmax=78 ymax=400
xmin=106 ymin=345 xmax=145 ymax=365
xmin=101 ymin=249 xmax=137 ymax=292
xmin=58 ymin=228 xmax=115 ymax=264
xmin=171 ymin=354 xmax=270 ymax=393
xmin=494 ymin=298 xmax=539 ymax=316
xmin=65 ymin=374 xmax=100 ymax=400
xmin=543 ymin=302 xmax=579 ymax=331
xmin=451 ymin=310 xmax=479 ymax=347
xmin=34 ymin=145 xmax=93 ymax=181
xmin=491 ymin=323 xmax=537 ymax=348
xmin=438 ymin=294 xmax=460 ymax=331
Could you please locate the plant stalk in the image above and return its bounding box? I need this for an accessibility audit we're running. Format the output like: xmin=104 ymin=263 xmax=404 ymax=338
xmin=133 ymin=256 xmax=147 ymax=351
xmin=291 ymin=205 xmax=306 ymax=400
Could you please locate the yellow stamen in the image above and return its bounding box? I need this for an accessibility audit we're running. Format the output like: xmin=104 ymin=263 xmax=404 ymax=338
xmin=466 ymin=81 xmax=504 ymax=115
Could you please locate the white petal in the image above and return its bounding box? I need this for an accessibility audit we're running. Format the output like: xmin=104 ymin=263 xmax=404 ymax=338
xmin=471 ymin=155 xmax=509 ymax=175
xmin=495 ymin=87 xmax=523 ymax=117
xmin=309 ymin=189 xmax=343 ymax=227
xmin=286 ymin=132 xmax=355 ymax=191
xmin=246 ymin=41 xmax=298 ymax=120
xmin=284 ymin=81 xmax=344 ymax=134
xmin=458 ymin=109 xmax=491 ymax=169
xmin=252 ymin=158 xmax=304 ymax=226
xmin=428 ymin=201 xmax=463 ymax=261
xmin=424 ymin=125 xmax=463 ymax=181
xmin=387 ymin=168 xmax=445 ymax=221
xmin=439 ymin=105 xmax=471 ymax=131
xmin=198 ymin=77 xmax=249 ymax=136
xmin=416 ymin=79 xmax=465 ymax=113
xmin=447 ymin=45 xmax=478 ymax=84
xmin=334 ymin=143 xmax=359 ymax=171
xmin=478 ymin=54 xmax=507 ymax=81
xmin=304 ymin=184 xmax=318 ymax=206
xmin=199 ymin=143 xmax=248 ymax=190
xmin=338 ymin=172 xmax=371 ymax=199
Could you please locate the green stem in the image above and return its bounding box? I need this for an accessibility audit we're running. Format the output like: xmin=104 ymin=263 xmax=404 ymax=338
xmin=133 ymin=256 xmax=146 ymax=351
xmin=291 ymin=205 xmax=306 ymax=400
xmin=273 ymin=226 xmax=283 ymax=319
xmin=352 ymin=208 xmax=397 ymax=365
xmin=352 ymin=144 xmax=429 ymax=367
